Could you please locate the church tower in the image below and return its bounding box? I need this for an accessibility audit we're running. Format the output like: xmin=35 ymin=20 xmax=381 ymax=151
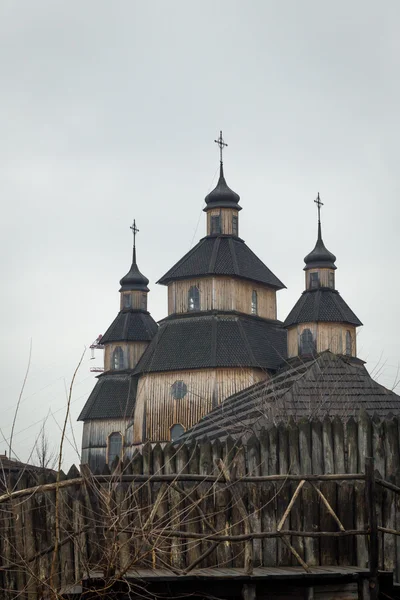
xmin=79 ymin=222 xmax=158 ymax=471
xmin=132 ymin=133 xmax=287 ymax=444
xmin=283 ymin=195 xmax=362 ymax=358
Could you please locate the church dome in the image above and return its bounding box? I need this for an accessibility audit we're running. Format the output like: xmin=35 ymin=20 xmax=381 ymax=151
xmin=204 ymin=164 xmax=241 ymax=211
xmin=119 ymin=260 xmax=149 ymax=291
xmin=304 ymin=234 xmax=337 ymax=270
xmin=304 ymin=220 xmax=336 ymax=270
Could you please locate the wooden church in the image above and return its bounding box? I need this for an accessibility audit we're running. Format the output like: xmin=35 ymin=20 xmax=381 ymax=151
xmin=79 ymin=133 xmax=400 ymax=471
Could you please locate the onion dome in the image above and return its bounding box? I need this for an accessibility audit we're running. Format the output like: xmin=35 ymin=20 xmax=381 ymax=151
xmin=119 ymin=255 xmax=149 ymax=291
xmin=204 ymin=163 xmax=242 ymax=211
xmin=304 ymin=221 xmax=336 ymax=270
xmin=119 ymin=219 xmax=150 ymax=291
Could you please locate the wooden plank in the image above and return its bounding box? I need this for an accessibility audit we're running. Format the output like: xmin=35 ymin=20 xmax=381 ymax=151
xmin=320 ymin=416 xmax=337 ymax=566
xmin=299 ymin=419 xmax=317 ymax=567
xmin=288 ymin=420 xmax=304 ymax=564
xmin=383 ymin=417 xmax=398 ymax=573
xmin=261 ymin=426 xmax=277 ymax=567
xmin=277 ymin=422 xmax=291 ymax=566
xmin=334 ymin=416 xmax=354 ymax=566
xmin=246 ymin=434 xmax=262 ymax=567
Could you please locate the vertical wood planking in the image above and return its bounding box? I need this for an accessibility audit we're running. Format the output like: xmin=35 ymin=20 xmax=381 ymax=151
xmin=333 ymin=416 xmax=354 ymax=565
xmin=246 ymin=434 xmax=262 ymax=567
xmin=277 ymin=422 xmax=291 ymax=566
xmin=320 ymin=416 xmax=337 ymax=565
xmin=299 ymin=419 xmax=317 ymax=565
xmin=383 ymin=416 xmax=398 ymax=573
xmin=371 ymin=414 xmax=385 ymax=570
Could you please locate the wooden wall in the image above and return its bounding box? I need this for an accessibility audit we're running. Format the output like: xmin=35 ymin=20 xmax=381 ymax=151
xmin=305 ymin=268 xmax=335 ymax=290
xmin=81 ymin=418 xmax=134 ymax=472
xmin=3 ymin=412 xmax=400 ymax=597
xmin=287 ymin=322 xmax=356 ymax=358
xmin=168 ymin=276 xmax=277 ymax=319
xmin=120 ymin=290 xmax=148 ymax=310
xmin=133 ymin=367 xmax=267 ymax=443
xmin=104 ymin=341 xmax=149 ymax=370
xmin=206 ymin=207 xmax=238 ymax=235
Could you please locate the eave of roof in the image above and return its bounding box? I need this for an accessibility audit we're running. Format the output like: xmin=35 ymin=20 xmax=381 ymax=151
xmin=157 ymin=236 xmax=285 ymax=289
xmin=283 ymin=289 xmax=362 ymax=328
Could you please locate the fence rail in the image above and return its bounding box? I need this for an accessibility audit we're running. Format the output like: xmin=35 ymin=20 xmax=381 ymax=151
xmin=1 ymin=413 xmax=400 ymax=598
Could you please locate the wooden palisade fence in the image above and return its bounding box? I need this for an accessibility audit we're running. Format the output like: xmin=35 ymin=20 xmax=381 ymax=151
xmin=1 ymin=412 xmax=400 ymax=598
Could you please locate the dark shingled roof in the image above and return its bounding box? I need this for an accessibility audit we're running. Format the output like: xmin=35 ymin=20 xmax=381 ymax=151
xmin=283 ymin=289 xmax=362 ymax=328
xmin=119 ymin=251 xmax=150 ymax=292
xmin=134 ymin=313 xmax=287 ymax=374
xmin=304 ymin=222 xmax=337 ymax=270
xmin=78 ymin=372 xmax=138 ymax=420
xmin=204 ymin=163 xmax=242 ymax=211
xmin=100 ymin=310 xmax=158 ymax=344
xmin=179 ymin=352 xmax=400 ymax=442
xmin=157 ymin=236 xmax=285 ymax=289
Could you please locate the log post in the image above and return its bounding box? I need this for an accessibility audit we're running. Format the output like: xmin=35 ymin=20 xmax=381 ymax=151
xmin=365 ymin=457 xmax=379 ymax=600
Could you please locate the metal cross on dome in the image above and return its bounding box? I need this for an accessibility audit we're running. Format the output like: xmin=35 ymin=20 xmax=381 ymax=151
xmin=314 ymin=192 xmax=324 ymax=224
xmin=130 ymin=219 xmax=139 ymax=259
xmin=214 ymin=130 xmax=228 ymax=164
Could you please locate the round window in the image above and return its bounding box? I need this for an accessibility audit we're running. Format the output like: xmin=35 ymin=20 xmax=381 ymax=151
xmin=170 ymin=380 xmax=187 ymax=400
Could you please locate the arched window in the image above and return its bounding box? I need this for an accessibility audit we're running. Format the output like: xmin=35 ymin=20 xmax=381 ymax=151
xmin=188 ymin=285 xmax=200 ymax=311
xmin=170 ymin=423 xmax=185 ymax=442
xmin=112 ymin=346 xmax=124 ymax=370
xmin=328 ymin=272 xmax=335 ymax=289
xmin=300 ymin=329 xmax=316 ymax=355
xmin=346 ymin=330 xmax=352 ymax=356
xmin=251 ymin=290 xmax=258 ymax=315
xmin=210 ymin=215 xmax=221 ymax=235
xmin=107 ymin=432 xmax=122 ymax=464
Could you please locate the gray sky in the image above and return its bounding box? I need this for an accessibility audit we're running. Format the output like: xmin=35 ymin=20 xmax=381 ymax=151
xmin=1 ymin=1 xmax=399 ymax=467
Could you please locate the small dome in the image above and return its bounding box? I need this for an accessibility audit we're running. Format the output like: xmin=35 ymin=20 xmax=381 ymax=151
xmin=119 ymin=256 xmax=149 ymax=291
xmin=204 ymin=164 xmax=241 ymax=211
xmin=304 ymin=224 xmax=336 ymax=270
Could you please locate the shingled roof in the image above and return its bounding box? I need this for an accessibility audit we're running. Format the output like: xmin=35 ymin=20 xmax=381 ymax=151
xmin=100 ymin=310 xmax=158 ymax=344
xmin=134 ymin=313 xmax=287 ymax=374
xmin=157 ymin=236 xmax=285 ymax=289
xmin=283 ymin=289 xmax=362 ymax=328
xmin=78 ymin=372 xmax=138 ymax=420
xmin=179 ymin=352 xmax=400 ymax=442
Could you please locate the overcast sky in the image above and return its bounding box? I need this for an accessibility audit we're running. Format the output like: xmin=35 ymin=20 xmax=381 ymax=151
xmin=1 ymin=1 xmax=399 ymax=467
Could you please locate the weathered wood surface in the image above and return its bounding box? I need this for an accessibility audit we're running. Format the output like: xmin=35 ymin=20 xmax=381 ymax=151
xmin=1 ymin=413 xmax=400 ymax=596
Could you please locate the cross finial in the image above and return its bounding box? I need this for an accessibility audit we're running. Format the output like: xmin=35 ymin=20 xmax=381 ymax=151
xmin=314 ymin=192 xmax=324 ymax=224
xmin=214 ymin=130 xmax=228 ymax=164
xmin=130 ymin=219 xmax=139 ymax=262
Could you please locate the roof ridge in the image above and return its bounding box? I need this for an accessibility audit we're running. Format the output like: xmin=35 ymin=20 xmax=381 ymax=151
xmin=208 ymin=237 xmax=220 ymax=272
xmin=157 ymin=238 xmax=206 ymax=284
xmin=228 ymin=237 xmax=240 ymax=275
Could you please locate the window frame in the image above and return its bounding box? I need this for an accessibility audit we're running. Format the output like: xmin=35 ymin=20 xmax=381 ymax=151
xmin=232 ymin=215 xmax=238 ymax=236
xmin=251 ymin=290 xmax=258 ymax=315
xmin=112 ymin=346 xmax=124 ymax=370
xmin=345 ymin=330 xmax=352 ymax=356
xmin=328 ymin=271 xmax=335 ymax=289
xmin=300 ymin=328 xmax=316 ymax=355
xmin=107 ymin=431 xmax=123 ymax=465
xmin=170 ymin=423 xmax=185 ymax=442
xmin=310 ymin=272 xmax=319 ymax=289
xmin=188 ymin=285 xmax=200 ymax=311
xmin=171 ymin=380 xmax=188 ymax=400
xmin=123 ymin=293 xmax=132 ymax=308
xmin=141 ymin=293 xmax=147 ymax=310
xmin=210 ymin=215 xmax=221 ymax=235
